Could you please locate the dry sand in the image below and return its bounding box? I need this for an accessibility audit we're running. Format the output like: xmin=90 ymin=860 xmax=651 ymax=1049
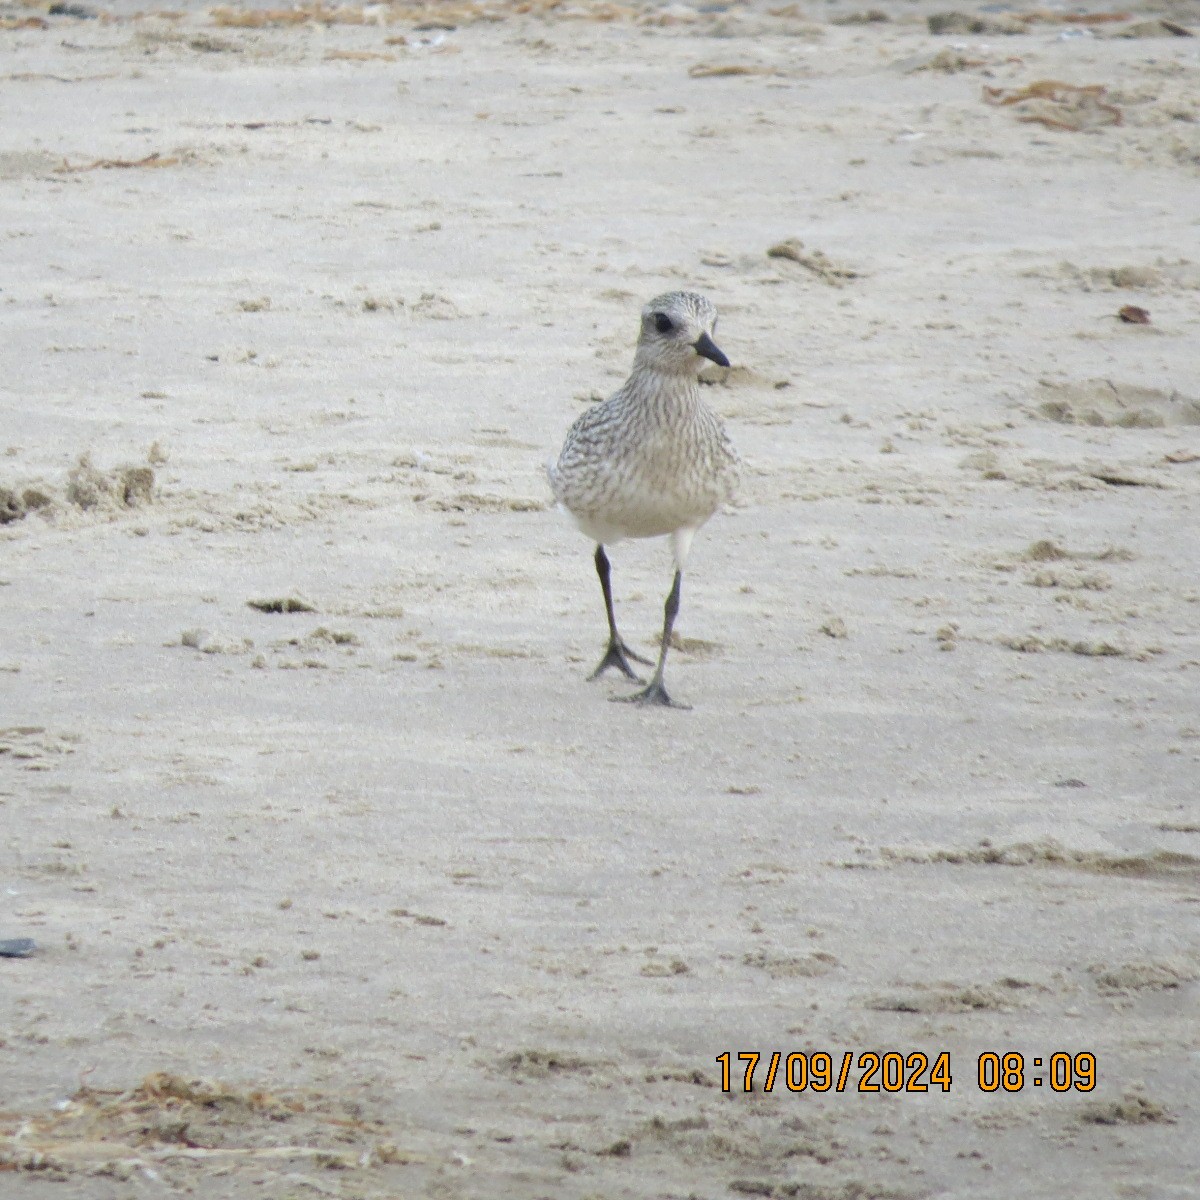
xmin=2 ymin=0 xmax=1199 ymax=1194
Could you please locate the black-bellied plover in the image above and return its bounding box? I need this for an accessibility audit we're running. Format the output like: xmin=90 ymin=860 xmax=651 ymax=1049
xmin=549 ymin=291 xmax=739 ymax=708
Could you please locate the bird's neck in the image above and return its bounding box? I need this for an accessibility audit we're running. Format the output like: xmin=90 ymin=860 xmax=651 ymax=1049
xmin=626 ymin=362 xmax=703 ymax=401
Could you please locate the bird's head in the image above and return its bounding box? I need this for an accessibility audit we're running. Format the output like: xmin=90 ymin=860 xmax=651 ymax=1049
xmin=633 ymin=291 xmax=729 ymax=376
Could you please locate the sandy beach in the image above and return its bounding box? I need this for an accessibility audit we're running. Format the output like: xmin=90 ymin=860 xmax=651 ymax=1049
xmin=2 ymin=0 xmax=1199 ymax=1194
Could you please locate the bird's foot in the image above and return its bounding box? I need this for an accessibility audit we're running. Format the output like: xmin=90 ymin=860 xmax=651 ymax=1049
xmin=612 ymin=678 xmax=691 ymax=710
xmin=588 ymin=638 xmax=648 ymax=683
xmin=624 ymin=643 xmax=654 ymax=667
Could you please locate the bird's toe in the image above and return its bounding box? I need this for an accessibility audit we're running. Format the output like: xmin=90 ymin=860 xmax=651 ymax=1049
xmin=612 ymin=680 xmax=690 ymax=710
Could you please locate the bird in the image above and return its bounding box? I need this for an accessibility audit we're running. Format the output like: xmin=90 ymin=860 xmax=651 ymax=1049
xmin=548 ymin=290 xmax=739 ymax=708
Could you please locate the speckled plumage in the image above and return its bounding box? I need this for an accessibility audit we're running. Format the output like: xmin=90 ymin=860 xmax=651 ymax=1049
xmin=548 ymin=291 xmax=740 ymax=708
xmin=549 ymin=291 xmax=740 ymax=552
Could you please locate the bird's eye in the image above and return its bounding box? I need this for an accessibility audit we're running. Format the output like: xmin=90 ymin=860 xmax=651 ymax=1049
xmin=653 ymin=313 xmax=674 ymax=335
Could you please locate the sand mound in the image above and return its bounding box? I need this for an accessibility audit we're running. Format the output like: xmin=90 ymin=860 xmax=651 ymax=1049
xmin=1034 ymin=380 xmax=1200 ymax=428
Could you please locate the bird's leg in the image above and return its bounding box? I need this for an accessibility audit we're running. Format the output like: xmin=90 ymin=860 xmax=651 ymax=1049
xmin=616 ymin=569 xmax=690 ymax=709
xmin=589 ymin=545 xmax=651 ymax=681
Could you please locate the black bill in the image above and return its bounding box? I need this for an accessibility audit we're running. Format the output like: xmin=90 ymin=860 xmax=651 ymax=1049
xmin=693 ymin=331 xmax=730 ymax=369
